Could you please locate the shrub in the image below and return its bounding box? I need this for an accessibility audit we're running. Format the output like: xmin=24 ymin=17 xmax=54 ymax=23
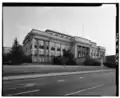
xmin=103 ymin=62 xmax=116 ymax=68
xmin=65 ymin=58 xmax=77 ymax=65
xmin=52 ymin=50 xmax=77 ymax=65
xmin=84 ymin=59 xmax=101 ymax=66
xmin=23 ymin=55 xmax=32 ymax=63
xmin=52 ymin=56 xmax=63 ymax=65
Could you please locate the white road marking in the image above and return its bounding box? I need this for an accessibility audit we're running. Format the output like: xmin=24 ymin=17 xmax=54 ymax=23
xmin=8 ymin=89 xmax=40 ymax=96
xmin=25 ymin=83 xmax=36 ymax=87
xmin=6 ymin=83 xmax=36 ymax=90
xmin=80 ymin=77 xmax=84 ymax=79
xmin=57 ymin=80 xmax=64 ymax=82
xmin=6 ymin=86 xmax=27 ymax=90
xmin=65 ymin=84 xmax=104 ymax=96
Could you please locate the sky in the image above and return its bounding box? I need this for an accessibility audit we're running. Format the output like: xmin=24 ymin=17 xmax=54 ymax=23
xmin=3 ymin=4 xmax=116 ymax=55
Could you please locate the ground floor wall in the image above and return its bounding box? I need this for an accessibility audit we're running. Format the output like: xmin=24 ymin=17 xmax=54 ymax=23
xmin=32 ymin=56 xmax=54 ymax=64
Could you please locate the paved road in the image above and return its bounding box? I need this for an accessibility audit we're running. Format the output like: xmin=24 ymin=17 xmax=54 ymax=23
xmin=3 ymin=70 xmax=116 ymax=96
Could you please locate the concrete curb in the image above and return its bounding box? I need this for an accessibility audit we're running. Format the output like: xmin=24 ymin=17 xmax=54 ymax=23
xmin=3 ymin=69 xmax=113 ymax=81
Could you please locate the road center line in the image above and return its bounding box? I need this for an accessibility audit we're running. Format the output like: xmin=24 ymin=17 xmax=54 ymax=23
xmin=65 ymin=84 xmax=104 ymax=96
xmin=7 ymin=89 xmax=40 ymax=96
xmin=6 ymin=83 xmax=36 ymax=90
xmin=25 ymin=83 xmax=36 ymax=87
xmin=79 ymin=77 xmax=84 ymax=79
xmin=57 ymin=79 xmax=64 ymax=82
xmin=5 ymin=86 xmax=27 ymax=90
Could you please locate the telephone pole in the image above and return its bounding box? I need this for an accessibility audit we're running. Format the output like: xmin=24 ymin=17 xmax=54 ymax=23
xmin=82 ymin=22 xmax=85 ymax=38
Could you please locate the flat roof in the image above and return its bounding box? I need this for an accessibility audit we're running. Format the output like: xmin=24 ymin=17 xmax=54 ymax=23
xmin=45 ymin=29 xmax=73 ymax=38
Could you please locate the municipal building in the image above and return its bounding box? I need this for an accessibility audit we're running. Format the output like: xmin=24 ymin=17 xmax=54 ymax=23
xmin=23 ymin=29 xmax=105 ymax=64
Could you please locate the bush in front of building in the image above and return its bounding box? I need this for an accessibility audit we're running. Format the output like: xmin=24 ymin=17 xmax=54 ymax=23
xmin=103 ymin=62 xmax=116 ymax=68
xmin=22 ymin=55 xmax=32 ymax=63
xmin=52 ymin=49 xmax=77 ymax=65
xmin=84 ymin=59 xmax=101 ymax=66
xmin=52 ymin=56 xmax=64 ymax=65
xmin=65 ymin=58 xmax=77 ymax=65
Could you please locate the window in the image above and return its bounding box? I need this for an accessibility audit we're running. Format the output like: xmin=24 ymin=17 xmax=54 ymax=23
xmin=78 ymin=51 xmax=81 ymax=58
xmin=56 ymin=34 xmax=59 ymax=36
xmin=51 ymin=47 xmax=55 ymax=51
xmin=51 ymin=51 xmax=55 ymax=56
xmin=34 ymin=50 xmax=37 ymax=56
xmin=46 ymin=50 xmax=49 ymax=56
xmin=38 ymin=40 xmax=44 ymax=49
xmin=57 ymin=48 xmax=61 ymax=51
xmin=52 ymin=33 xmax=55 ymax=35
xmin=39 ymin=46 xmax=44 ymax=49
xmin=46 ymin=46 xmax=49 ymax=50
xmin=35 ymin=45 xmax=37 ymax=48
xmin=64 ymin=36 xmax=66 ymax=38
xmin=91 ymin=53 xmax=93 ymax=56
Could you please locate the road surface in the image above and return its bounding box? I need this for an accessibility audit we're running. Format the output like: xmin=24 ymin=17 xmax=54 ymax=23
xmin=3 ymin=70 xmax=116 ymax=96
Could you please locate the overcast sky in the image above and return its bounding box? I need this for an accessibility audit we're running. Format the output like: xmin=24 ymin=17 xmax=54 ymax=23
xmin=3 ymin=4 xmax=116 ymax=55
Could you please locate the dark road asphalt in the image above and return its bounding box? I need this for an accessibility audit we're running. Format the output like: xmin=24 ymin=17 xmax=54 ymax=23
xmin=3 ymin=70 xmax=116 ymax=96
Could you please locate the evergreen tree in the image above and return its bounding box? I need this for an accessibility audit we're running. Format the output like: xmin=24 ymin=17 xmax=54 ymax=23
xmin=10 ymin=38 xmax=24 ymax=64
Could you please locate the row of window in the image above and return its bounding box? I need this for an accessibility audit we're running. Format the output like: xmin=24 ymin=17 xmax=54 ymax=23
xmin=91 ymin=52 xmax=97 ymax=57
xmin=91 ymin=52 xmax=105 ymax=58
xmin=34 ymin=40 xmax=69 ymax=50
xmin=78 ymin=51 xmax=88 ymax=58
xmin=33 ymin=49 xmax=64 ymax=56
xmin=34 ymin=45 xmax=63 ymax=51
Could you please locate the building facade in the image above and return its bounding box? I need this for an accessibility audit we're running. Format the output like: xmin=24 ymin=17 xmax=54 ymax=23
xmin=23 ymin=29 xmax=105 ymax=64
xmin=3 ymin=47 xmax=11 ymax=54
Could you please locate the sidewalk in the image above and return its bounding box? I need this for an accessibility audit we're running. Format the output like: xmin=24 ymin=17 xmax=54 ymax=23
xmin=3 ymin=69 xmax=114 ymax=81
xmin=3 ymin=65 xmax=109 ymax=76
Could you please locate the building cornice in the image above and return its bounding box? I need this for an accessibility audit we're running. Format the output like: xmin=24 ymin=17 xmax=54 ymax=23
xmin=31 ymin=29 xmax=72 ymax=43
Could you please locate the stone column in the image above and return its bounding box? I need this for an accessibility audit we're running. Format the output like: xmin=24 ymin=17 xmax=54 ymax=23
xmin=74 ymin=44 xmax=77 ymax=58
xmin=31 ymin=38 xmax=35 ymax=62
xmin=60 ymin=44 xmax=61 ymax=56
xmin=84 ymin=47 xmax=86 ymax=56
xmin=83 ymin=47 xmax=85 ymax=57
xmin=81 ymin=46 xmax=83 ymax=57
xmin=31 ymin=38 xmax=35 ymax=56
xmin=85 ymin=47 xmax=87 ymax=56
xmin=49 ymin=41 xmax=51 ymax=57
xmin=77 ymin=45 xmax=79 ymax=58
xmin=37 ymin=39 xmax=39 ymax=62
xmin=48 ymin=41 xmax=51 ymax=63
xmin=101 ymin=58 xmax=104 ymax=66
xmin=44 ymin=40 xmax=46 ymax=56
xmin=44 ymin=40 xmax=46 ymax=63
xmin=79 ymin=46 xmax=81 ymax=57
xmin=60 ymin=44 xmax=62 ymax=56
xmin=55 ymin=43 xmax=57 ymax=57
xmin=87 ymin=47 xmax=89 ymax=58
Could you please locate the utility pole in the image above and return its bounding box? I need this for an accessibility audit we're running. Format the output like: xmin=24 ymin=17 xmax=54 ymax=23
xmin=82 ymin=23 xmax=84 ymax=37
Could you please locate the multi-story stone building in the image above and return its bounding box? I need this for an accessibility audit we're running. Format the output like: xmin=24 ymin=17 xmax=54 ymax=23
xmin=23 ymin=29 xmax=105 ymax=64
